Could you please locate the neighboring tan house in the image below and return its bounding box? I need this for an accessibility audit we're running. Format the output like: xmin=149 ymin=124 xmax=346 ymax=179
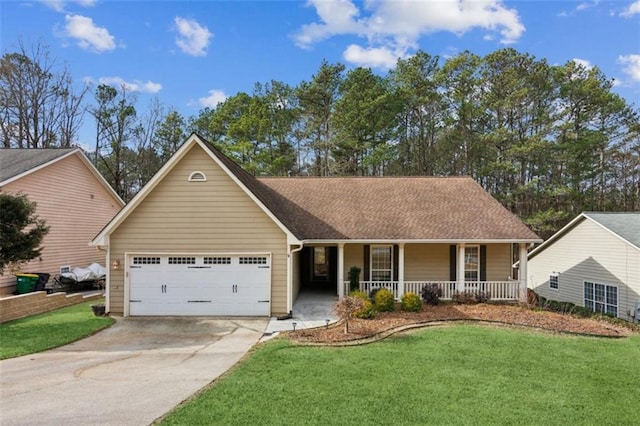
xmin=528 ymin=212 xmax=640 ymax=321
xmin=91 ymin=134 xmax=541 ymax=317
xmin=0 ymin=149 xmax=124 ymax=295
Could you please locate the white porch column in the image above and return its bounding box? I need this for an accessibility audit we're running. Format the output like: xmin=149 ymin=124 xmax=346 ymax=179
xmin=337 ymin=243 xmax=345 ymax=298
xmin=457 ymin=243 xmax=466 ymax=293
xmin=519 ymin=243 xmax=528 ymax=303
xmin=397 ymin=243 xmax=405 ymax=300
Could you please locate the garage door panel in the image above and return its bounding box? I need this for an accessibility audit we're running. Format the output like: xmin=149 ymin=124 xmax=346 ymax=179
xmin=129 ymin=254 xmax=270 ymax=316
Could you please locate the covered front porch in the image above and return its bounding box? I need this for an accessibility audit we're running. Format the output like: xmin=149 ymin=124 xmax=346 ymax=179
xmin=292 ymin=242 xmax=529 ymax=303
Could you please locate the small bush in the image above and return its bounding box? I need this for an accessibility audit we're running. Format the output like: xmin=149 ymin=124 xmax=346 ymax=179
xmin=350 ymin=290 xmax=376 ymax=319
xmin=421 ymin=284 xmax=442 ymax=305
xmin=474 ymin=291 xmax=491 ymax=303
xmin=452 ymin=291 xmax=477 ymax=304
xmin=350 ymin=290 xmax=368 ymax=301
xmin=374 ymin=288 xmax=395 ymax=312
xmin=401 ymin=292 xmax=423 ymax=312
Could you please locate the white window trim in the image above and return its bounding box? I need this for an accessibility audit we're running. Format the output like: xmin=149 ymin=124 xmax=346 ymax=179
xmin=583 ymin=280 xmax=618 ymax=317
xmin=370 ymin=244 xmax=393 ymax=282
xmin=188 ymin=171 xmax=207 ymax=182
xmin=464 ymin=245 xmax=480 ymax=282
xmin=549 ymin=273 xmax=559 ymax=290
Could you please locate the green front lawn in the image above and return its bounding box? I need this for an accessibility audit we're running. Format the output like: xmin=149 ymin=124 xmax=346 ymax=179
xmin=161 ymin=326 xmax=640 ymax=425
xmin=0 ymin=299 xmax=114 ymax=359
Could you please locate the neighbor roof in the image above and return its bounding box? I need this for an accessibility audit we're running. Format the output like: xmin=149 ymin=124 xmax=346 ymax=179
xmin=584 ymin=212 xmax=640 ymax=249
xmin=258 ymin=176 xmax=540 ymax=241
xmin=0 ymin=148 xmax=76 ymax=183
xmin=527 ymin=212 xmax=640 ymax=260
xmin=0 ymin=148 xmax=124 ymax=206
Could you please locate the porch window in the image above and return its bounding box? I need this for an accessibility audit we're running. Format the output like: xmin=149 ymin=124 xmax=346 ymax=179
xmin=313 ymin=247 xmax=328 ymax=280
xmin=371 ymin=245 xmax=392 ymax=281
xmin=584 ymin=281 xmax=617 ymax=317
xmin=464 ymin=245 xmax=479 ymax=281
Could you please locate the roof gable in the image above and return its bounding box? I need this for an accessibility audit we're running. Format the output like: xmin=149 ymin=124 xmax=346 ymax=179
xmin=584 ymin=212 xmax=640 ymax=250
xmin=0 ymin=148 xmax=76 ymax=184
xmin=91 ymin=134 xmax=297 ymax=246
xmin=0 ymin=148 xmax=123 ymax=206
xmin=527 ymin=212 xmax=640 ymax=260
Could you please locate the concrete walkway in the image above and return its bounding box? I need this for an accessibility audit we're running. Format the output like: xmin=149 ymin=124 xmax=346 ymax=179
xmin=0 ymin=317 xmax=267 ymax=426
xmin=265 ymin=291 xmax=338 ymax=335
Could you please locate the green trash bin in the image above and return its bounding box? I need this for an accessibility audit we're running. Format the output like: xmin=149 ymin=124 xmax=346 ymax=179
xmin=16 ymin=274 xmax=39 ymax=294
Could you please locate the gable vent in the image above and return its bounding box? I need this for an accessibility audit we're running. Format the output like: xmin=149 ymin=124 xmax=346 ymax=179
xmin=188 ymin=171 xmax=207 ymax=182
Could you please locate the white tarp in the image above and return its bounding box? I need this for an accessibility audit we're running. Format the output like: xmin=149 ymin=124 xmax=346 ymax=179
xmin=61 ymin=263 xmax=106 ymax=282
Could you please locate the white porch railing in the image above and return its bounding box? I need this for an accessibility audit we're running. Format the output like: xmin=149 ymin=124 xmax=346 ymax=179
xmin=344 ymin=280 xmax=520 ymax=301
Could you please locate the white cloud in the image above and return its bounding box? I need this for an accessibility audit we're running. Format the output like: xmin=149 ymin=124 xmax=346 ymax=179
xmin=576 ymin=1 xmax=599 ymax=12
xmin=174 ymin=17 xmax=212 ymax=57
xmin=572 ymin=58 xmax=593 ymax=70
xmin=198 ymin=89 xmax=227 ymax=108
xmin=343 ymin=44 xmax=404 ymax=69
xmin=618 ymin=54 xmax=640 ymax=83
xmin=97 ymin=76 xmax=162 ymax=94
xmin=294 ymin=0 xmax=525 ymax=69
xmin=40 ymin=0 xmax=96 ymax=12
xmin=64 ymin=14 xmax=115 ymax=52
xmin=621 ymin=1 xmax=640 ymax=16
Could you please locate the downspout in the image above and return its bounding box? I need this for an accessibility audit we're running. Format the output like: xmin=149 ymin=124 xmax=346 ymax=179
xmin=285 ymin=243 xmax=304 ymax=318
xmin=95 ymin=240 xmax=109 ymax=313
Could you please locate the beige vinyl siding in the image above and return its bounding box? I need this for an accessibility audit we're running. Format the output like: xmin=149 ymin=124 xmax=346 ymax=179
xmin=485 ymin=244 xmax=513 ymax=281
xmin=405 ymin=244 xmax=450 ymax=281
xmin=0 ymin=154 xmax=121 ymax=294
xmin=344 ymin=244 xmax=364 ymax=280
xmin=108 ymin=144 xmax=288 ymax=315
xmin=528 ymin=219 xmax=640 ymax=320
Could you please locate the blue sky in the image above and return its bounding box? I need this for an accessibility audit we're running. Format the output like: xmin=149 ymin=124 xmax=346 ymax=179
xmin=1 ymin=0 xmax=639 ymax=145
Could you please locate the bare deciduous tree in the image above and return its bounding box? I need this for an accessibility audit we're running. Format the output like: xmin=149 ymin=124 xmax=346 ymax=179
xmin=0 ymin=40 xmax=86 ymax=148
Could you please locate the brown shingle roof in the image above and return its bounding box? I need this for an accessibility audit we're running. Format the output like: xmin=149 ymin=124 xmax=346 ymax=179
xmin=198 ymin=135 xmax=539 ymax=242
xmin=257 ymin=176 xmax=540 ymax=241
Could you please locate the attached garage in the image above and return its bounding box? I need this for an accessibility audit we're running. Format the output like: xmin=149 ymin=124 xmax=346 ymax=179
xmin=127 ymin=254 xmax=271 ymax=316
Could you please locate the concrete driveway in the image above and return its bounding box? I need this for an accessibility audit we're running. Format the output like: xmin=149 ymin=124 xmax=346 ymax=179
xmin=0 ymin=317 xmax=267 ymax=426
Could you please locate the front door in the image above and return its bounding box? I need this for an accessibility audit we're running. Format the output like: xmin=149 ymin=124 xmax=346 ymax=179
xmin=300 ymin=246 xmax=337 ymax=293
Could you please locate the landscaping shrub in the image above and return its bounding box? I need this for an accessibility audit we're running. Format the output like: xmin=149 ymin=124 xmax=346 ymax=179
xmin=400 ymin=292 xmax=422 ymax=312
xmin=537 ymin=296 xmax=595 ymax=318
xmin=348 ymin=266 xmax=361 ymax=292
xmin=474 ymin=291 xmax=491 ymax=303
xmin=374 ymin=288 xmax=395 ymax=312
xmin=421 ymin=283 xmax=442 ymax=305
xmin=449 ymin=290 xmax=491 ymax=304
xmin=350 ymin=290 xmax=376 ymax=319
xmin=451 ymin=291 xmax=477 ymax=304
xmin=334 ymin=296 xmax=365 ymax=334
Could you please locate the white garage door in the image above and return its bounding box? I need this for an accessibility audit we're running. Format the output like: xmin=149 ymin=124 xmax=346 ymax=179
xmin=128 ymin=254 xmax=271 ymax=316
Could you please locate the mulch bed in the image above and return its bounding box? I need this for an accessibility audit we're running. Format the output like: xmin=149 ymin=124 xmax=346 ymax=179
xmin=284 ymin=303 xmax=637 ymax=345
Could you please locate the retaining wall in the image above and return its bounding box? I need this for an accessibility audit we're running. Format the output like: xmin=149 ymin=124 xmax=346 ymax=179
xmin=0 ymin=291 xmax=103 ymax=324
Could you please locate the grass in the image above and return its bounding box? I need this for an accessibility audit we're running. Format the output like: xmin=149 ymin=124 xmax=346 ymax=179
xmin=161 ymin=326 xmax=640 ymax=425
xmin=0 ymin=298 xmax=114 ymax=359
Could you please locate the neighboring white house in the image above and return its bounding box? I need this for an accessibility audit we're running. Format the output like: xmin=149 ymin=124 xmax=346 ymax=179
xmin=527 ymin=212 xmax=640 ymax=321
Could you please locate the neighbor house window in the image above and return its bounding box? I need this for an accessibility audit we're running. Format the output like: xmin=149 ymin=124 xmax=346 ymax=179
xmin=371 ymin=245 xmax=392 ymax=281
xmin=584 ymin=281 xmax=617 ymax=317
xmin=464 ymin=245 xmax=479 ymax=281
xmin=313 ymin=247 xmax=328 ymax=280
xmin=549 ymin=274 xmax=559 ymax=290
